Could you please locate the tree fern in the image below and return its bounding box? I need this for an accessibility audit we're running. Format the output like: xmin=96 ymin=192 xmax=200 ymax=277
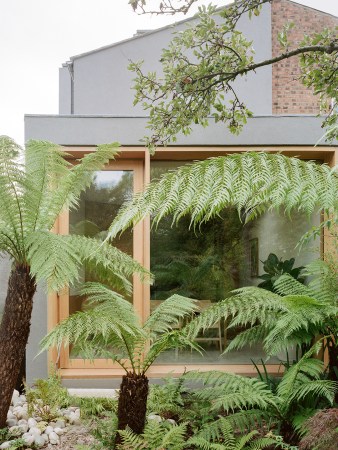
xmin=107 ymin=153 xmax=338 ymax=239
xmin=0 ymin=136 xmax=148 ymax=428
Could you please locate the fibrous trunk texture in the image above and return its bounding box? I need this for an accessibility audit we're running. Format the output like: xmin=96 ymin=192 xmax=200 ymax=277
xmin=116 ymin=372 xmax=149 ymax=443
xmin=0 ymin=265 xmax=36 ymax=428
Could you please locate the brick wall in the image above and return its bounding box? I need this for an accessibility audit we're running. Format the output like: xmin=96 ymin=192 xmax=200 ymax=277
xmin=271 ymin=0 xmax=338 ymax=114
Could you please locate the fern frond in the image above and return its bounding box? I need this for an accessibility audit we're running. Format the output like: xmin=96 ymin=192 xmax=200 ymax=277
xmin=27 ymin=231 xmax=81 ymax=291
xmin=24 ymin=140 xmax=71 ymax=232
xmin=289 ymin=379 xmax=337 ymax=405
xmin=0 ymin=136 xmax=27 ymax=260
xmin=160 ymin=422 xmax=188 ymax=449
xmin=273 ymin=274 xmax=309 ymax=297
xmin=225 ymin=409 xmax=273 ymax=434
xmin=143 ymin=330 xmax=201 ymax=372
xmin=40 ymin=284 xmax=145 ymax=363
xmin=69 ymin=234 xmax=151 ymax=294
xmin=224 ymin=324 xmax=269 ymax=354
xmin=108 ymin=153 xmax=338 ymax=238
xmin=264 ymin=296 xmax=337 ymax=355
xmin=185 ymin=371 xmax=276 ymax=412
xmin=277 ymin=342 xmax=325 ymax=413
xmin=40 ymin=143 xmax=120 ymax=230
xmin=304 ymin=259 xmax=338 ymax=303
xmin=144 ymin=294 xmax=198 ymax=338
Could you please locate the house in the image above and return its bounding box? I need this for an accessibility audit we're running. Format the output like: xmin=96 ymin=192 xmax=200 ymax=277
xmin=22 ymin=0 xmax=338 ymax=387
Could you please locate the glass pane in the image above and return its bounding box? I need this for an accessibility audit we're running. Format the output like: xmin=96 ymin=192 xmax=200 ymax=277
xmin=150 ymin=161 xmax=321 ymax=365
xmin=69 ymin=170 xmax=133 ymax=358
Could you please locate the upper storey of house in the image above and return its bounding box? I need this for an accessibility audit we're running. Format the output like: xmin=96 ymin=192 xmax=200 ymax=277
xmin=58 ymin=0 xmax=338 ymax=117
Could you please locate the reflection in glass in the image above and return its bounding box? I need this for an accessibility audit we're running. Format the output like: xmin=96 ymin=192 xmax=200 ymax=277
xmin=150 ymin=161 xmax=320 ymax=365
xmin=69 ymin=170 xmax=133 ymax=357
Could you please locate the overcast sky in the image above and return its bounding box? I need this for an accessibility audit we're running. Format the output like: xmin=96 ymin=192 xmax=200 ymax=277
xmin=1 ymin=0 xmax=337 ymax=145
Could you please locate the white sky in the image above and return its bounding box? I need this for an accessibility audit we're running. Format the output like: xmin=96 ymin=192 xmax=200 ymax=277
xmin=0 ymin=0 xmax=337 ymax=145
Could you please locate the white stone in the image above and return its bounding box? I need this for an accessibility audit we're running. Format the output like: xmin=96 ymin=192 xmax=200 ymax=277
xmin=22 ymin=433 xmax=36 ymax=445
xmin=29 ymin=426 xmax=42 ymax=436
xmin=11 ymin=389 xmax=19 ymax=404
xmin=45 ymin=425 xmax=54 ymax=435
xmin=148 ymin=414 xmax=162 ymax=423
xmin=54 ymin=427 xmax=64 ymax=435
xmin=34 ymin=435 xmax=46 ymax=447
xmin=55 ymin=419 xmax=66 ymax=428
xmin=5 ymin=418 xmax=17 ymax=427
xmin=167 ymin=419 xmax=176 ymax=425
xmin=41 ymin=433 xmax=49 ymax=443
xmin=18 ymin=418 xmax=28 ymax=425
xmin=68 ymin=412 xmax=81 ymax=425
xmin=28 ymin=418 xmax=37 ymax=428
xmin=49 ymin=431 xmax=60 ymax=445
xmin=0 ymin=442 xmax=13 ymax=449
xmin=13 ymin=406 xmax=28 ymax=419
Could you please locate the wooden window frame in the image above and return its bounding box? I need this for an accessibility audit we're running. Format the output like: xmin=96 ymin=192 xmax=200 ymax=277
xmin=48 ymin=146 xmax=337 ymax=379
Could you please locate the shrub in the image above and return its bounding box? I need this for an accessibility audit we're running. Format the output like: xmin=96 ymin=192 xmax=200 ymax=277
xmin=298 ymin=408 xmax=338 ymax=450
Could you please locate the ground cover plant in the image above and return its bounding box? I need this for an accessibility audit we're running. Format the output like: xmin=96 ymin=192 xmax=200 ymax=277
xmin=0 ymin=136 xmax=149 ymax=429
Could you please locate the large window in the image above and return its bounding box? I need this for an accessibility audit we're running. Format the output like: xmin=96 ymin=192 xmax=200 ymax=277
xmin=150 ymin=161 xmax=321 ymax=365
xmin=56 ymin=149 xmax=332 ymax=375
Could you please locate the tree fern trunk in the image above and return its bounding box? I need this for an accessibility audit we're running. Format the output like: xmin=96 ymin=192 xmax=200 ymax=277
xmin=116 ymin=372 xmax=149 ymax=444
xmin=0 ymin=265 xmax=36 ymax=428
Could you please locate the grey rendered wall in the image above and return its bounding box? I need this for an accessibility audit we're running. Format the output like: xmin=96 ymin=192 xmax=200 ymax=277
xmin=70 ymin=3 xmax=272 ymax=116
xmin=26 ymin=284 xmax=48 ymax=384
xmin=0 ymin=258 xmax=11 ymax=316
xmin=59 ymin=66 xmax=72 ymax=114
xmin=25 ymin=115 xmax=335 ymax=147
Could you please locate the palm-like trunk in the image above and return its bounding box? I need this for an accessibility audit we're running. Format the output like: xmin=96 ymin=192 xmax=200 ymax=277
xmin=0 ymin=265 xmax=36 ymax=428
xmin=116 ymin=372 xmax=149 ymax=444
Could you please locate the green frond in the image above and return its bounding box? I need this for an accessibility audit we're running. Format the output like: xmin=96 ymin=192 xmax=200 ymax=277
xmin=289 ymin=379 xmax=337 ymax=405
xmin=182 ymin=299 xmax=228 ymax=340
xmin=235 ymin=429 xmax=258 ymax=449
xmin=273 ymin=274 xmax=309 ymax=297
xmin=160 ymin=422 xmax=188 ymax=449
xmin=185 ymin=371 xmax=276 ymax=413
xmin=225 ymin=409 xmax=273 ymax=434
xmin=108 ymin=153 xmax=338 ymax=238
xmin=39 ymin=142 xmax=120 ymax=230
xmin=27 ymin=231 xmax=81 ymax=291
xmin=277 ymin=342 xmax=325 ymax=412
xmin=224 ymin=324 xmax=269 ymax=354
xmin=143 ymin=330 xmax=201 ymax=372
xmin=40 ymin=283 xmax=144 ymax=365
xmin=0 ymin=136 xmax=27 ymax=260
xmin=69 ymin=234 xmax=151 ymax=294
xmin=24 ymin=140 xmax=71 ymax=232
xmin=264 ymin=295 xmax=337 ymax=355
xmin=144 ymin=294 xmax=198 ymax=337
xmin=219 ymin=419 xmax=237 ymax=448
xmin=118 ymin=426 xmax=145 ymax=450
xmin=119 ymin=420 xmax=187 ymax=450
xmin=304 ymin=259 xmax=338 ymax=303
